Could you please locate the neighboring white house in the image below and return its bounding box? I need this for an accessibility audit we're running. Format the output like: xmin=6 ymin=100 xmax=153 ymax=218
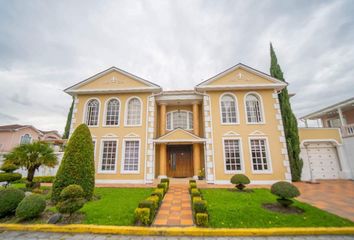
xmin=300 ymin=97 xmax=354 ymax=181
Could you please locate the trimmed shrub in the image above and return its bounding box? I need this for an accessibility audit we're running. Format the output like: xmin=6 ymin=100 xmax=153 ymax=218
xmin=160 ymin=178 xmax=169 ymax=187
xmin=192 ymin=196 xmax=202 ymax=204
xmin=0 ymin=163 xmax=18 ymax=173
xmin=189 ymin=179 xmax=196 ymax=184
xmin=189 ymin=182 xmax=197 ymax=193
xmin=56 ymin=184 xmax=85 ymax=215
xmin=230 ymin=174 xmax=250 ymax=190
xmin=146 ymin=195 xmax=160 ymax=209
xmin=191 ymin=188 xmax=201 ymax=198
xmin=34 ymin=176 xmax=55 ymax=183
xmin=134 ymin=208 xmax=150 ymax=225
xmin=16 ymin=194 xmax=46 ymax=220
xmin=139 ymin=200 xmax=155 ymax=221
xmin=52 ymin=124 xmax=95 ymax=202
xmin=158 ymin=182 xmax=168 ymax=193
xmin=0 ymin=173 xmax=22 ymax=185
xmin=151 ymin=188 xmax=164 ymax=202
xmin=195 ymin=213 xmax=208 ymax=227
xmin=0 ymin=188 xmax=25 ymax=217
xmin=193 ymin=199 xmax=207 ymax=214
xmin=271 ymin=181 xmax=300 ymax=207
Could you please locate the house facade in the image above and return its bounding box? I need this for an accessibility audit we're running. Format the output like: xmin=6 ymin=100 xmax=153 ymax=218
xmin=65 ymin=64 xmax=292 ymax=184
xmin=300 ymin=98 xmax=354 ymax=181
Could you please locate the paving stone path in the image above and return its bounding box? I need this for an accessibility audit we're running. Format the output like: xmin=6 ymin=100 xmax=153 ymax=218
xmin=0 ymin=231 xmax=353 ymax=240
xmin=154 ymin=184 xmax=193 ymax=226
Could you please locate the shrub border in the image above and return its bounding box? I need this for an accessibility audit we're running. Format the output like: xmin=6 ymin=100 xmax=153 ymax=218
xmin=189 ymin=180 xmax=209 ymax=227
xmin=0 ymin=224 xmax=353 ymax=236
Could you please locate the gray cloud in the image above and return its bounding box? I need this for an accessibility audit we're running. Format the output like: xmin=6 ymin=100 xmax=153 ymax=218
xmin=0 ymin=0 xmax=353 ymax=132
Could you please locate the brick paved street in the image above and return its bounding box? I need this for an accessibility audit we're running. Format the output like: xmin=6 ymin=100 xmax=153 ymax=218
xmin=0 ymin=231 xmax=353 ymax=240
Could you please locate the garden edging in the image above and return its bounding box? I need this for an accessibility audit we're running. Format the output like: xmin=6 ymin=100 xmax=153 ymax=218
xmin=0 ymin=224 xmax=353 ymax=236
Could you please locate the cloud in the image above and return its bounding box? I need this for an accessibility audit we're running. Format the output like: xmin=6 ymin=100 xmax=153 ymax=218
xmin=0 ymin=0 xmax=353 ymax=132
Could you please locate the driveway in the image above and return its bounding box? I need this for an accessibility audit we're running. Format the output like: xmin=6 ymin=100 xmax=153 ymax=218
xmin=294 ymin=180 xmax=354 ymax=221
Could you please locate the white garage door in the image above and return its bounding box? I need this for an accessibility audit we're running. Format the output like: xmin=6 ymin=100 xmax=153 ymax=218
xmin=307 ymin=142 xmax=340 ymax=179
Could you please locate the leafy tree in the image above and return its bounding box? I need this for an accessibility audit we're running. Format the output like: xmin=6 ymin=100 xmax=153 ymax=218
xmin=270 ymin=43 xmax=302 ymax=181
xmin=63 ymin=97 xmax=74 ymax=139
xmin=4 ymin=142 xmax=58 ymax=187
xmin=52 ymin=124 xmax=95 ymax=202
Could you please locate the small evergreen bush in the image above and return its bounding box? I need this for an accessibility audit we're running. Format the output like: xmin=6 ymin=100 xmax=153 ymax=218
xmin=230 ymin=174 xmax=250 ymax=190
xmin=139 ymin=200 xmax=155 ymax=221
xmin=160 ymin=178 xmax=169 ymax=187
xmin=15 ymin=194 xmax=46 ymax=220
xmin=195 ymin=213 xmax=208 ymax=227
xmin=0 ymin=188 xmax=25 ymax=217
xmin=191 ymin=188 xmax=201 ymax=198
xmin=189 ymin=182 xmax=197 ymax=193
xmin=189 ymin=179 xmax=196 ymax=184
xmin=0 ymin=173 xmax=22 ymax=185
xmin=151 ymin=188 xmax=164 ymax=202
xmin=146 ymin=195 xmax=160 ymax=209
xmin=52 ymin=124 xmax=95 ymax=202
xmin=193 ymin=199 xmax=207 ymax=214
xmin=271 ymin=181 xmax=300 ymax=207
xmin=0 ymin=163 xmax=18 ymax=173
xmin=192 ymin=196 xmax=202 ymax=204
xmin=56 ymin=184 xmax=85 ymax=215
xmin=134 ymin=208 xmax=150 ymax=225
xmin=157 ymin=182 xmax=168 ymax=193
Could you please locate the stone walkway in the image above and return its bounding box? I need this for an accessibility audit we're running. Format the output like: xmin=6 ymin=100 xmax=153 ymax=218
xmin=154 ymin=184 xmax=193 ymax=226
xmin=0 ymin=231 xmax=353 ymax=240
xmin=294 ymin=180 xmax=354 ymax=221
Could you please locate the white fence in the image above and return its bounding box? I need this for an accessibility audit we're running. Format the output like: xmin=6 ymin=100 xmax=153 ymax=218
xmin=0 ymin=152 xmax=64 ymax=177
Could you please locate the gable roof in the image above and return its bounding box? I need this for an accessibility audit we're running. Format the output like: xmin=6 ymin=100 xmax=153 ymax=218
xmin=0 ymin=124 xmax=61 ymax=138
xmin=64 ymin=66 xmax=162 ymax=95
xmin=154 ymin=128 xmax=206 ymax=143
xmin=195 ymin=63 xmax=287 ymax=91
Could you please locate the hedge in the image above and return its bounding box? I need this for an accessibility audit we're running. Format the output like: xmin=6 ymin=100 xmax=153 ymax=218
xmin=189 ymin=182 xmax=209 ymax=227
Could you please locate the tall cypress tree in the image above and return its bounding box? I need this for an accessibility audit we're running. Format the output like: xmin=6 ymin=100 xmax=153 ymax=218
xmin=270 ymin=43 xmax=302 ymax=181
xmin=63 ymin=97 xmax=74 ymax=139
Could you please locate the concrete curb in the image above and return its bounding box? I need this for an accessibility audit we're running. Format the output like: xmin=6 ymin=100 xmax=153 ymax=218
xmin=0 ymin=224 xmax=354 ymax=236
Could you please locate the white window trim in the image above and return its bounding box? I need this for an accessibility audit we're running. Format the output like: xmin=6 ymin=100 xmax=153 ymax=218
xmin=103 ymin=97 xmax=121 ymax=127
xmin=124 ymin=96 xmax=143 ymax=127
xmin=222 ymin=137 xmax=245 ymax=174
xmin=219 ymin=92 xmax=239 ymax=125
xmin=82 ymin=98 xmax=101 ymax=128
xmin=98 ymin=138 xmax=118 ymax=174
xmin=19 ymin=134 xmax=32 ymax=144
xmin=166 ymin=110 xmax=193 ymax=131
xmin=244 ymin=92 xmax=266 ymax=124
xmin=92 ymin=139 xmax=97 ymax=158
xmin=121 ymin=138 xmax=141 ymax=174
xmin=248 ymin=136 xmax=273 ymax=174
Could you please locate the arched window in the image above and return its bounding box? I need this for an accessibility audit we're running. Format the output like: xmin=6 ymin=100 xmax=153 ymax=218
xmin=245 ymin=94 xmax=263 ymax=123
xmin=126 ymin=97 xmax=142 ymax=126
xmin=105 ymin=98 xmax=120 ymax=126
xmin=20 ymin=134 xmax=31 ymax=144
xmin=85 ymin=99 xmax=100 ymax=126
xmin=166 ymin=111 xmax=193 ymax=130
xmin=220 ymin=94 xmax=238 ymax=124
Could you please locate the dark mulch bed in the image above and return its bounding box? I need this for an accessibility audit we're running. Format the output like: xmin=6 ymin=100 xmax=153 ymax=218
xmin=262 ymin=203 xmax=304 ymax=214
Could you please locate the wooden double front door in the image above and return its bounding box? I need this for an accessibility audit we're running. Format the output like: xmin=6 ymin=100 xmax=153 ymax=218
xmin=167 ymin=145 xmax=193 ymax=178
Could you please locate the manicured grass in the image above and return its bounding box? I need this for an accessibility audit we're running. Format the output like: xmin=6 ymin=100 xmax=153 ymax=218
xmin=81 ymin=188 xmax=153 ymax=226
xmin=201 ymin=188 xmax=354 ymax=228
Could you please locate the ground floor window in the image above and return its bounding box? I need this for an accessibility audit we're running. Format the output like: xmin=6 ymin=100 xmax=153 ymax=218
xmin=223 ymin=139 xmax=242 ymax=172
xmin=100 ymin=140 xmax=117 ymax=172
xmin=122 ymin=139 xmax=140 ymax=173
xmin=250 ymin=138 xmax=270 ymax=172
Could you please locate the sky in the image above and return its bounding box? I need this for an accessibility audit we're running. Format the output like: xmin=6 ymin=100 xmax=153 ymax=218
xmin=0 ymin=0 xmax=354 ymax=133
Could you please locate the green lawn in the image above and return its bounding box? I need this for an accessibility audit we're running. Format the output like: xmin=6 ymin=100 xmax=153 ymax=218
xmin=201 ymin=188 xmax=354 ymax=228
xmin=81 ymin=188 xmax=153 ymax=226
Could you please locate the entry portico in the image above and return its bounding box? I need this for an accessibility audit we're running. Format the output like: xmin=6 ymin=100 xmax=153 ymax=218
xmin=154 ymin=90 xmax=205 ymax=179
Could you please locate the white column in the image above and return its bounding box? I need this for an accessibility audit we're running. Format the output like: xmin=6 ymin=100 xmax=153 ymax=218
xmin=338 ymin=108 xmax=345 ymax=127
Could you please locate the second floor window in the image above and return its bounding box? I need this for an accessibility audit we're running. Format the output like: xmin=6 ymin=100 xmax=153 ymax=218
xmin=126 ymin=98 xmax=142 ymax=126
xmin=166 ymin=111 xmax=193 ymax=130
xmin=245 ymin=94 xmax=263 ymax=123
xmin=220 ymin=94 xmax=238 ymax=124
xmin=105 ymin=99 xmax=120 ymax=126
xmin=85 ymin=99 xmax=99 ymax=126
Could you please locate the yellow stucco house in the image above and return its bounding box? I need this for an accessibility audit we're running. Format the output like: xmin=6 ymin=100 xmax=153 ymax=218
xmin=64 ymin=63 xmax=292 ymax=184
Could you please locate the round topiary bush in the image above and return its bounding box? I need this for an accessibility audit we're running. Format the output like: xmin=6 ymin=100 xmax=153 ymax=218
xmin=56 ymin=184 xmax=85 ymax=215
xmin=0 ymin=173 xmax=22 ymax=184
xmin=230 ymin=174 xmax=250 ymax=190
xmin=0 ymin=188 xmax=25 ymax=217
xmin=271 ymin=181 xmax=300 ymax=207
xmin=16 ymin=194 xmax=46 ymax=220
xmin=0 ymin=163 xmax=18 ymax=173
xmin=52 ymin=124 xmax=95 ymax=203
